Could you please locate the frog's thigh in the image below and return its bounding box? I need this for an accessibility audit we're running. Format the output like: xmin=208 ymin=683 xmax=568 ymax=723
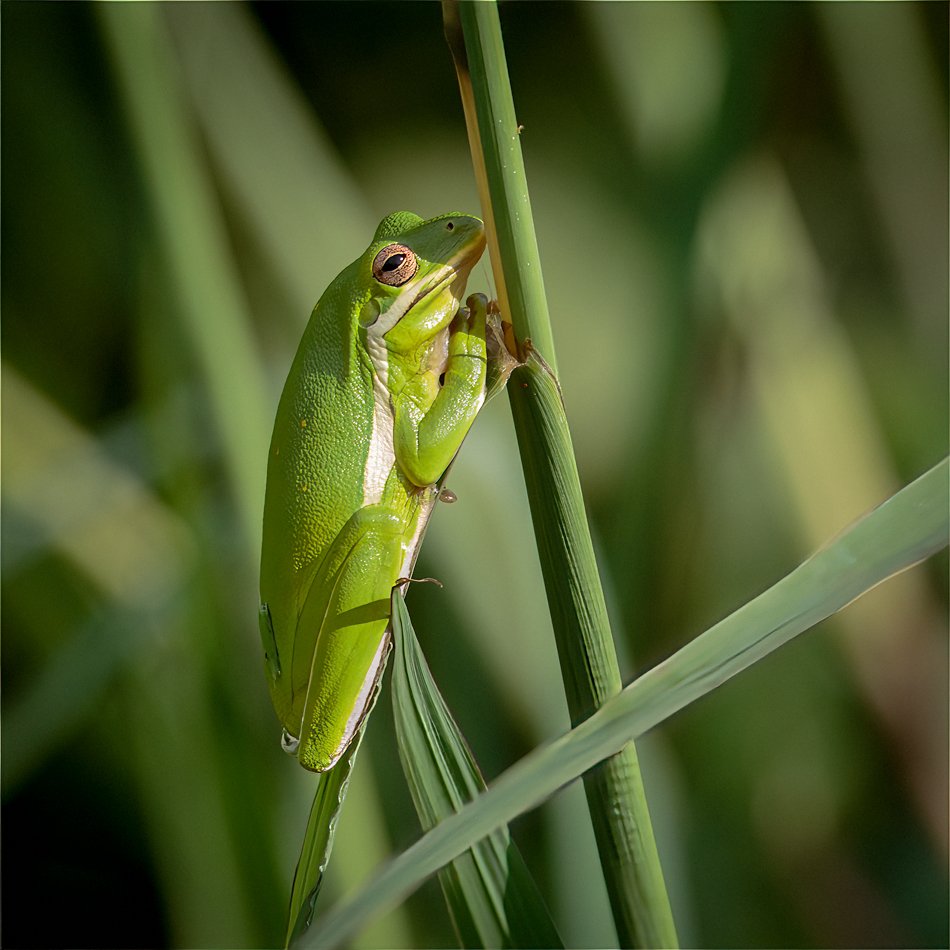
xmin=296 ymin=506 xmax=405 ymax=771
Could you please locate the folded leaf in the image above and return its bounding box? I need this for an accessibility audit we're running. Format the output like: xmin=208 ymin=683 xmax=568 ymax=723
xmin=391 ymin=591 xmax=563 ymax=949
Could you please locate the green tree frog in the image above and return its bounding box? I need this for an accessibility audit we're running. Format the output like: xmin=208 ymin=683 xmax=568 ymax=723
xmin=259 ymin=211 xmax=509 ymax=772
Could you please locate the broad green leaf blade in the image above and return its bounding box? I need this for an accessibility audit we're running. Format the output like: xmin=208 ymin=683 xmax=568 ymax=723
xmin=390 ymin=592 xmax=563 ymax=949
xmin=286 ymin=737 xmax=362 ymax=947
xmin=304 ymin=458 xmax=949 ymax=948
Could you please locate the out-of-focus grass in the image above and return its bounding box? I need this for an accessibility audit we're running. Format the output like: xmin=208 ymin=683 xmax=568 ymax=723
xmin=2 ymin=3 xmax=946 ymax=948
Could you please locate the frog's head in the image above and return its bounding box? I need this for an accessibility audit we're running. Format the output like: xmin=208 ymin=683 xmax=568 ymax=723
xmin=358 ymin=211 xmax=485 ymax=353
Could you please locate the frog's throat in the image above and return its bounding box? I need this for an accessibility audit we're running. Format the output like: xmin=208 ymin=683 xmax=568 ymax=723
xmin=362 ymin=336 xmax=396 ymax=508
xmin=361 ymin=244 xmax=474 ymax=508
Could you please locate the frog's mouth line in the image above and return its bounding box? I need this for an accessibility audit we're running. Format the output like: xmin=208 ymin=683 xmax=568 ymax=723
xmin=400 ymin=247 xmax=478 ymax=323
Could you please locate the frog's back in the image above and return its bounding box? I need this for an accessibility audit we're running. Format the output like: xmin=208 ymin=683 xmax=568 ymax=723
xmin=259 ymin=266 xmax=375 ymax=650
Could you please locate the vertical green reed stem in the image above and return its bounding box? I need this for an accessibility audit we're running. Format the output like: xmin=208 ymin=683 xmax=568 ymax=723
xmin=444 ymin=2 xmax=678 ymax=946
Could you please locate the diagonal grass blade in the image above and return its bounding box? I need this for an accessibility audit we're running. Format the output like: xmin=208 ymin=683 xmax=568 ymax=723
xmin=303 ymin=457 xmax=949 ymax=947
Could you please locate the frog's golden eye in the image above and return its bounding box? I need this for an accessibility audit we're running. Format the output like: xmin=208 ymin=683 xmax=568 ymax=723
xmin=372 ymin=243 xmax=417 ymax=286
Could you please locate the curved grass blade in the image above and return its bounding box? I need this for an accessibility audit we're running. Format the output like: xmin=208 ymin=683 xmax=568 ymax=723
xmin=303 ymin=458 xmax=949 ymax=948
xmin=389 ymin=591 xmax=562 ymax=949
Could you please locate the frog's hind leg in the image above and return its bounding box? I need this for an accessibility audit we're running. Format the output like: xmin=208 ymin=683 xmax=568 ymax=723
xmin=292 ymin=506 xmax=406 ymax=772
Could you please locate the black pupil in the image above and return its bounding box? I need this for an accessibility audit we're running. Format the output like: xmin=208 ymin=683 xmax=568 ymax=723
xmin=383 ymin=253 xmax=405 ymax=272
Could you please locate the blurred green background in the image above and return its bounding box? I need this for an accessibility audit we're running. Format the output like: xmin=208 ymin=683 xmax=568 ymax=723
xmin=2 ymin=3 xmax=947 ymax=948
